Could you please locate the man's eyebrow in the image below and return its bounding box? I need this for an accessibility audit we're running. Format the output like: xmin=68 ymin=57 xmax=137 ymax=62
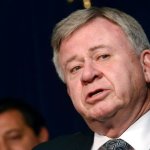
xmin=64 ymin=45 xmax=109 ymax=67
xmin=89 ymin=45 xmax=108 ymax=52
xmin=64 ymin=55 xmax=78 ymax=67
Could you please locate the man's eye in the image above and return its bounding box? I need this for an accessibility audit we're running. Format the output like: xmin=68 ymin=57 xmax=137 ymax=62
xmin=7 ymin=134 xmax=22 ymax=141
xmin=70 ymin=66 xmax=81 ymax=73
xmin=97 ymin=54 xmax=110 ymax=60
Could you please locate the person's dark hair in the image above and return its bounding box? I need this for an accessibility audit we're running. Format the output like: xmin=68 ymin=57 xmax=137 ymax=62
xmin=0 ymin=97 xmax=47 ymax=136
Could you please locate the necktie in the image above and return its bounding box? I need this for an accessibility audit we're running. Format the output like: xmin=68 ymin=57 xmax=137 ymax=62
xmin=99 ymin=139 xmax=134 ymax=150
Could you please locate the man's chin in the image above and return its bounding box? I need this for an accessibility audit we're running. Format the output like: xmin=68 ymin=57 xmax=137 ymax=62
xmin=85 ymin=110 xmax=117 ymax=123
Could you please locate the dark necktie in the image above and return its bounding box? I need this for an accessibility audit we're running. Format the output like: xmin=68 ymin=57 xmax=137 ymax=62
xmin=99 ymin=139 xmax=134 ymax=150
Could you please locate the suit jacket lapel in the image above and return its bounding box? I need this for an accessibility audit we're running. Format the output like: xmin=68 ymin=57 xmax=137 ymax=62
xmin=75 ymin=130 xmax=94 ymax=150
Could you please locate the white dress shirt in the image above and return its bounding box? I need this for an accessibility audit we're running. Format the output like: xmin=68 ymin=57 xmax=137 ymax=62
xmin=91 ymin=111 xmax=150 ymax=150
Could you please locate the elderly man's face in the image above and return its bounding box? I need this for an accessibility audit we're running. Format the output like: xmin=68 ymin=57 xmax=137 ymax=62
xmin=59 ymin=18 xmax=148 ymax=132
xmin=0 ymin=110 xmax=48 ymax=150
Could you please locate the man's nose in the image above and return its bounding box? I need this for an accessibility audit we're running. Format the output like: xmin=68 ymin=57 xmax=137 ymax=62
xmin=81 ymin=62 xmax=102 ymax=85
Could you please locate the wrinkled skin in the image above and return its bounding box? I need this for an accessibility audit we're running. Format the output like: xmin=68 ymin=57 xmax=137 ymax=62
xmin=59 ymin=18 xmax=150 ymax=137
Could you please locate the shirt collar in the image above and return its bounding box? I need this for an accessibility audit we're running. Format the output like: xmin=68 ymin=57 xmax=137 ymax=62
xmin=91 ymin=111 xmax=150 ymax=150
xmin=120 ymin=111 xmax=150 ymax=150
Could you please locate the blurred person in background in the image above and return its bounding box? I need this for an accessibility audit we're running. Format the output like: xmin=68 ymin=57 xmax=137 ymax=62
xmin=0 ymin=97 xmax=49 ymax=150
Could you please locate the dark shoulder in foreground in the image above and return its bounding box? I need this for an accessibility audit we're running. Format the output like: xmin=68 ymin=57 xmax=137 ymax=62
xmin=33 ymin=130 xmax=94 ymax=150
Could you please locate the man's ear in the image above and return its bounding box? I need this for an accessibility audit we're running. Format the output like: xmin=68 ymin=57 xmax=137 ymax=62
xmin=38 ymin=127 xmax=49 ymax=142
xmin=141 ymin=50 xmax=150 ymax=82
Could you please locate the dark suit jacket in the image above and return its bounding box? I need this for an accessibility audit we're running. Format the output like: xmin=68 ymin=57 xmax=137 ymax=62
xmin=33 ymin=130 xmax=94 ymax=150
